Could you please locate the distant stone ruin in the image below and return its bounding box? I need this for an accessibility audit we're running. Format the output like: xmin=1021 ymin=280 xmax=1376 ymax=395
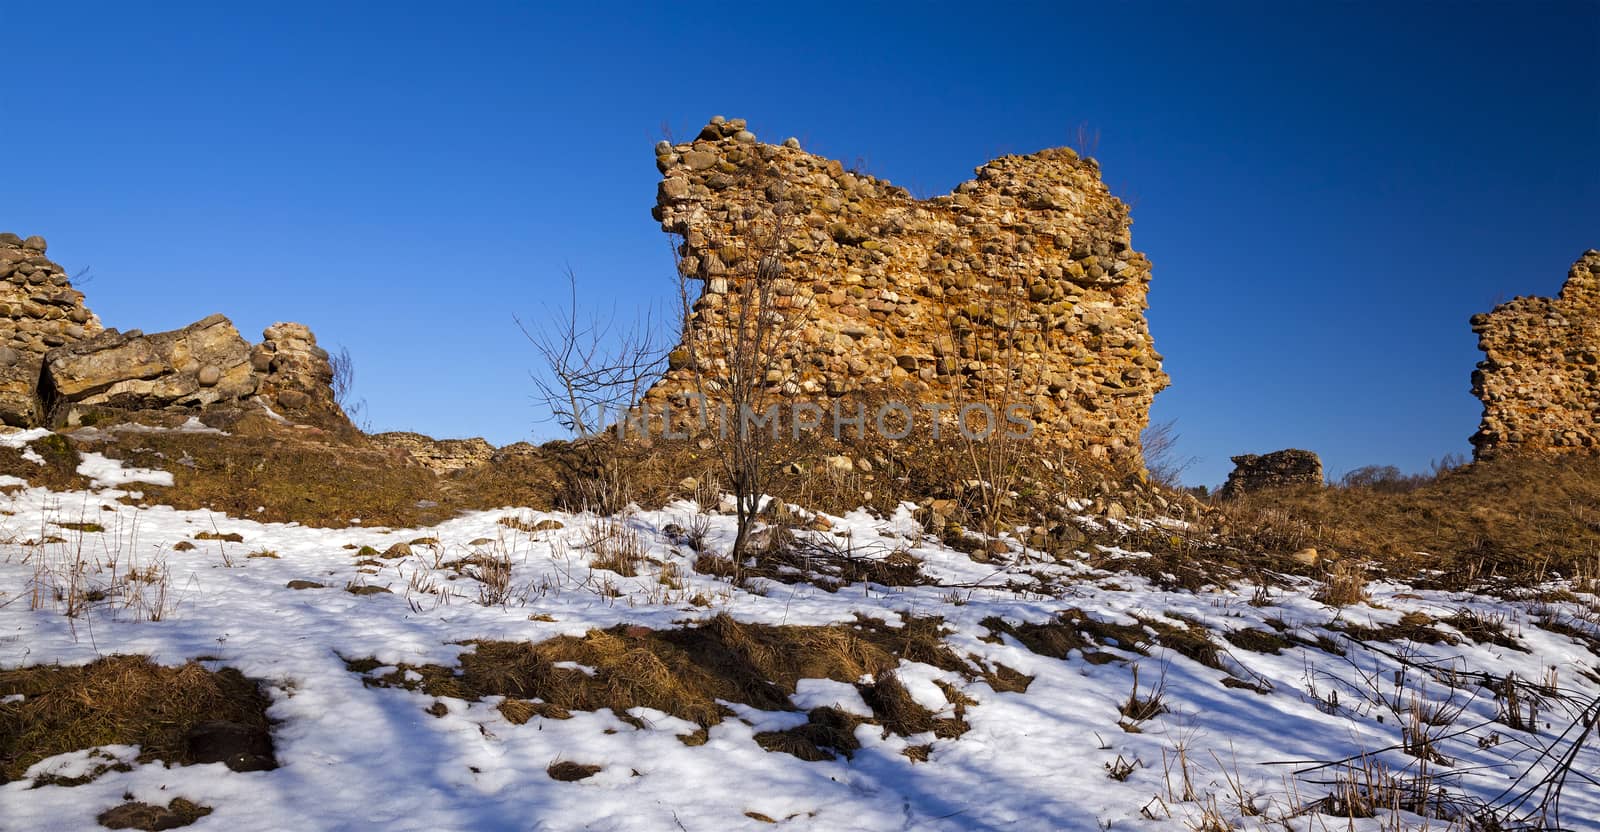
xmin=1471 ymin=250 xmax=1600 ymax=458
xmin=0 ymin=232 xmax=342 ymax=430
xmin=370 ymin=431 xmax=494 ymax=474
xmin=1221 ymin=449 xmax=1323 ymax=498
xmin=643 ymin=117 xmax=1167 ymax=462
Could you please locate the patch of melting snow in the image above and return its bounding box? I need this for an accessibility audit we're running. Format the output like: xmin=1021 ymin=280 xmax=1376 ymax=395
xmin=74 ymin=452 xmax=175 ymax=488
xmin=0 ymin=427 xmax=51 ymax=448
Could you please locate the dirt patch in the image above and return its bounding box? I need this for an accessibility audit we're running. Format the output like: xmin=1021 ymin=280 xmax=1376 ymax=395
xmin=546 ymin=761 xmax=601 ymax=781
xmin=1339 ymin=611 xmax=1457 ymax=646
xmin=0 ymin=655 xmax=275 ymax=784
xmin=97 ymin=798 xmax=212 ymax=830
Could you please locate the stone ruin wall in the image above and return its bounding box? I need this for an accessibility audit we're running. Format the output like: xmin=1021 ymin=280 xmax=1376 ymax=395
xmin=0 ymin=233 xmax=104 ymax=425
xmin=1471 ymin=250 xmax=1600 ymax=458
xmin=0 ymin=232 xmax=341 ymax=430
xmin=1220 ymin=449 xmax=1323 ymax=499
xmin=642 ymin=117 xmax=1167 ymax=462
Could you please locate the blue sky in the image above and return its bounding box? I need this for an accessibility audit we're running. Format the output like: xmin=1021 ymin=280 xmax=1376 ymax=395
xmin=5 ymin=1 xmax=1597 ymax=486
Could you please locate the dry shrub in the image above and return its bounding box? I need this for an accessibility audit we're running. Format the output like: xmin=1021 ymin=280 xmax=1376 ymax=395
xmin=859 ymin=672 xmax=967 ymax=739
xmin=1314 ymin=561 xmax=1369 ymax=607
xmin=581 ymin=519 xmax=645 ymax=577
xmin=754 ymin=707 xmax=864 ymax=762
xmin=0 ymin=656 xmax=274 ymax=783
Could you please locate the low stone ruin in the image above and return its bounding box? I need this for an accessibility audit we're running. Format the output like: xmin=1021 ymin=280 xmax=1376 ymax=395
xmin=1471 ymin=250 xmax=1600 ymax=458
xmin=0 ymin=232 xmax=343 ymax=430
xmin=370 ymin=432 xmax=495 ymax=474
xmin=1220 ymin=449 xmax=1323 ymax=498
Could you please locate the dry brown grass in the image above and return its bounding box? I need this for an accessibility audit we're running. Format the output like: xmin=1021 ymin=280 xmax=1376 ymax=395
xmin=97 ymin=797 xmax=213 ymax=830
xmin=0 ymin=656 xmax=274 ymax=784
xmin=1314 ymin=561 xmax=1369 ymax=607
xmin=1216 ymin=455 xmax=1600 ymax=582
xmin=353 ymin=614 xmax=985 ymax=758
xmin=0 ymin=432 xmax=89 ymax=491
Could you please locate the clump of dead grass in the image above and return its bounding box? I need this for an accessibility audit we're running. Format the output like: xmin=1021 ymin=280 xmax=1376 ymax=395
xmin=96 ymin=797 xmax=213 ymax=830
xmin=0 ymin=656 xmax=274 ymax=784
xmin=352 ymin=613 xmax=985 ymax=757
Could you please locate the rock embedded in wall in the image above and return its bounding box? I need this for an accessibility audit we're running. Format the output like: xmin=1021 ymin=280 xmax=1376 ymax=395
xmin=44 ymin=314 xmax=258 ymax=414
xmin=643 ymin=117 xmax=1167 ymax=463
xmin=1471 ymin=250 xmax=1600 ymax=458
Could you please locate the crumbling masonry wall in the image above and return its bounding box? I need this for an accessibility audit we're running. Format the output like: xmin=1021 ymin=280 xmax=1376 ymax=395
xmin=1471 ymin=250 xmax=1600 ymax=458
xmin=0 ymin=234 xmax=104 ymax=425
xmin=1 ymin=232 xmax=343 ymax=429
xmin=643 ymin=117 xmax=1167 ymax=461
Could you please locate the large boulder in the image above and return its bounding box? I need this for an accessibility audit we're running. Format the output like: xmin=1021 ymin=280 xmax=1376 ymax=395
xmin=43 ymin=314 xmax=258 ymax=415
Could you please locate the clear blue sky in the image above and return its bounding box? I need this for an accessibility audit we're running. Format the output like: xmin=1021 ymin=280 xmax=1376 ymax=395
xmin=5 ymin=1 xmax=1597 ymax=486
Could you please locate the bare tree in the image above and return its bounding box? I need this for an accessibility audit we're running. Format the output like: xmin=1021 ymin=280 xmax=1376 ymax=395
xmin=1142 ymin=419 xmax=1197 ymax=489
xmin=519 ymin=270 xmax=671 ymax=438
xmin=672 ymin=185 xmax=811 ymax=561
xmin=329 ymin=346 xmax=371 ymax=432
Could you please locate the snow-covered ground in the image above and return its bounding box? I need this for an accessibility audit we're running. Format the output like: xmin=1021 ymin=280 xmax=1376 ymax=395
xmin=1 ymin=449 xmax=1597 ymax=831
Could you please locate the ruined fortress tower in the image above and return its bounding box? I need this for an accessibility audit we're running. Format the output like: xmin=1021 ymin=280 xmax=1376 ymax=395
xmin=1471 ymin=250 xmax=1600 ymax=458
xmin=643 ymin=117 xmax=1167 ymax=462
